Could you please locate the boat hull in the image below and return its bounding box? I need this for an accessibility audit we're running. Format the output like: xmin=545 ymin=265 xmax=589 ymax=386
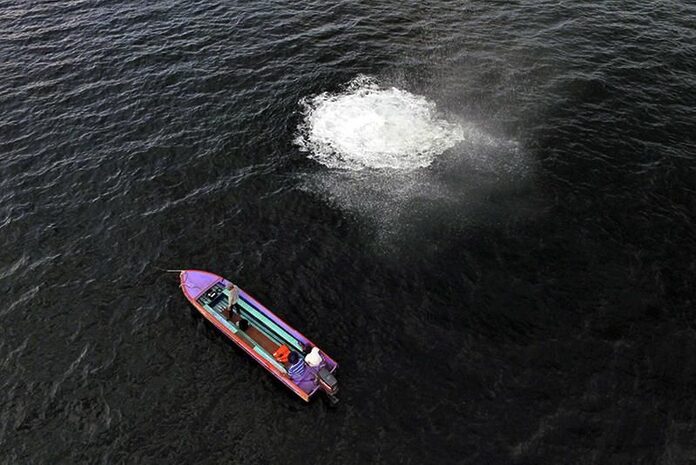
xmin=179 ymin=269 xmax=337 ymax=401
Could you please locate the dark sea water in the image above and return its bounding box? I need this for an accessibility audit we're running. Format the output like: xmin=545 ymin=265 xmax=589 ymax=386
xmin=2 ymin=1 xmax=696 ymax=464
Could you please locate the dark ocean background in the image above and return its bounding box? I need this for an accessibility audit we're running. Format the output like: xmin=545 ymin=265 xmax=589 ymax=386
xmin=2 ymin=1 xmax=696 ymax=464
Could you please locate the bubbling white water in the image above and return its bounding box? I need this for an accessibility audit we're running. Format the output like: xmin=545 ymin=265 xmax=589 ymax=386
xmin=295 ymin=76 xmax=464 ymax=170
xmin=295 ymin=76 xmax=530 ymax=244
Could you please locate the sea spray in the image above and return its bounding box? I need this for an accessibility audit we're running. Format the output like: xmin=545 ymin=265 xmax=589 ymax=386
xmin=295 ymin=75 xmax=464 ymax=170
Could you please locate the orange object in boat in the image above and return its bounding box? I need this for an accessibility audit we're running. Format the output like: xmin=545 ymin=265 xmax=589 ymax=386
xmin=273 ymin=344 xmax=290 ymax=363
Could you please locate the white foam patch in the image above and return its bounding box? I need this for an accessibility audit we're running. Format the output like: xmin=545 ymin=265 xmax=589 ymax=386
xmin=295 ymin=75 xmax=464 ymax=170
xmin=294 ymin=75 xmax=533 ymax=244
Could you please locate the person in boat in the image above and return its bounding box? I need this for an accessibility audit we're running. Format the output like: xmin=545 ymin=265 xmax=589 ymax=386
xmin=304 ymin=346 xmax=323 ymax=368
xmin=287 ymin=351 xmax=306 ymax=381
xmin=225 ymin=283 xmax=245 ymax=329
xmin=225 ymin=283 xmax=239 ymax=314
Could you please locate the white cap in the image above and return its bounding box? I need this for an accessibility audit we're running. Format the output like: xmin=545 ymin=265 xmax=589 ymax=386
xmin=304 ymin=347 xmax=323 ymax=367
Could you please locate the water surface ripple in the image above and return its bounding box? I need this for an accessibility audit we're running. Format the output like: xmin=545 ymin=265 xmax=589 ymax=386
xmin=1 ymin=1 xmax=696 ymax=464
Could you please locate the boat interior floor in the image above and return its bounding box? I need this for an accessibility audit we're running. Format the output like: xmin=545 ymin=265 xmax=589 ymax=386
xmin=245 ymin=326 xmax=280 ymax=355
xmin=223 ymin=309 xmax=280 ymax=356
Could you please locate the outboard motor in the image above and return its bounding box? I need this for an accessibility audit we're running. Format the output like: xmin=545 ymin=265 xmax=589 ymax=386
xmin=317 ymin=366 xmax=339 ymax=405
xmin=305 ymin=347 xmax=339 ymax=405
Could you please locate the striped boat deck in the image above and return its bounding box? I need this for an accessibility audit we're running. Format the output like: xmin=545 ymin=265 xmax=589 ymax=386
xmin=237 ymin=298 xmax=305 ymax=353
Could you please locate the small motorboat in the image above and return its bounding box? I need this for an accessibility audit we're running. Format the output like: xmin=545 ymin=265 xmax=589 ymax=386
xmin=179 ymin=269 xmax=339 ymax=403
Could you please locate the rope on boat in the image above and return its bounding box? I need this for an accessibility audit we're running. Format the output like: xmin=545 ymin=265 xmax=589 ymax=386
xmin=154 ymin=265 xmax=185 ymax=273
